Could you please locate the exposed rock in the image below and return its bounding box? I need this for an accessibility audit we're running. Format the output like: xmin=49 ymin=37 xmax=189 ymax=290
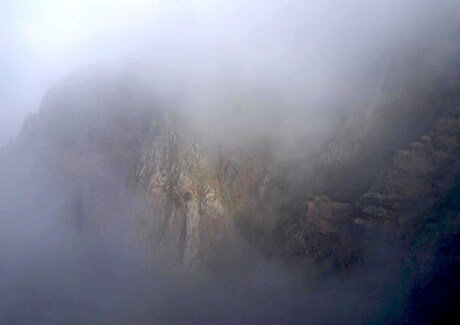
xmin=135 ymin=109 xmax=233 ymax=269
xmin=357 ymin=102 xmax=460 ymax=242
xmin=281 ymin=196 xmax=359 ymax=268
xmin=4 ymin=62 xmax=460 ymax=281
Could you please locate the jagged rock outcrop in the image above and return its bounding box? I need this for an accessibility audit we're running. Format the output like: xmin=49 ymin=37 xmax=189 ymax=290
xmin=272 ymin=48 xmax=460 ymax=271
xmin=356 ymin=102 xmax=460 ymax=238
xmin=353 ymin=100 xmax=460 ymax=266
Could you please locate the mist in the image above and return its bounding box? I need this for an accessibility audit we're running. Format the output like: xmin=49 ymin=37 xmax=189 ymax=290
xmin=3 ymin=0 xmax=459 ymax=144
xmin=1 ymin=0 xmax=460 ymax=324
xmin=0 ymin=145 xmax=409 ymax=324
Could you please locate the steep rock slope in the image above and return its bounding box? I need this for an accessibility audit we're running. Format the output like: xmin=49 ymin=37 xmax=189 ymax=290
xmin=3 ymin=51 xmax=459 ymax=282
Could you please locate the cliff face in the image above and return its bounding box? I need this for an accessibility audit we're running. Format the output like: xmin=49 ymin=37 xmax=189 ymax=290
xmin=2 ymin=60 xmax=460 ymax=323
xmin=3 ymin=71 xmax=278 ymax=271
xmin=134 ymin=109 xmax=232 ymax=269
xmin=3 ymin=56 xmax=459 ymax=282
xmin=133 ymin=108 xmax=282 ymax=270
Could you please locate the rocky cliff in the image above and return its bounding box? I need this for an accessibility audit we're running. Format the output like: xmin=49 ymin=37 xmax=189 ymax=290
xmin=4 ymin=57 xmax=459 ymax=272
xmin=2 ymin=51 xmax=460 ymax=321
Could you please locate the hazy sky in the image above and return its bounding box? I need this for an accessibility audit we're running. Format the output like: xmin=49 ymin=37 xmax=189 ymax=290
xmin=0 ymin=0 xmax=375 ymax=144
xmin=1 ymin=0 xmax=459 ymax=145
xmin=0 ymin=1 xmax=279 ymax=143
